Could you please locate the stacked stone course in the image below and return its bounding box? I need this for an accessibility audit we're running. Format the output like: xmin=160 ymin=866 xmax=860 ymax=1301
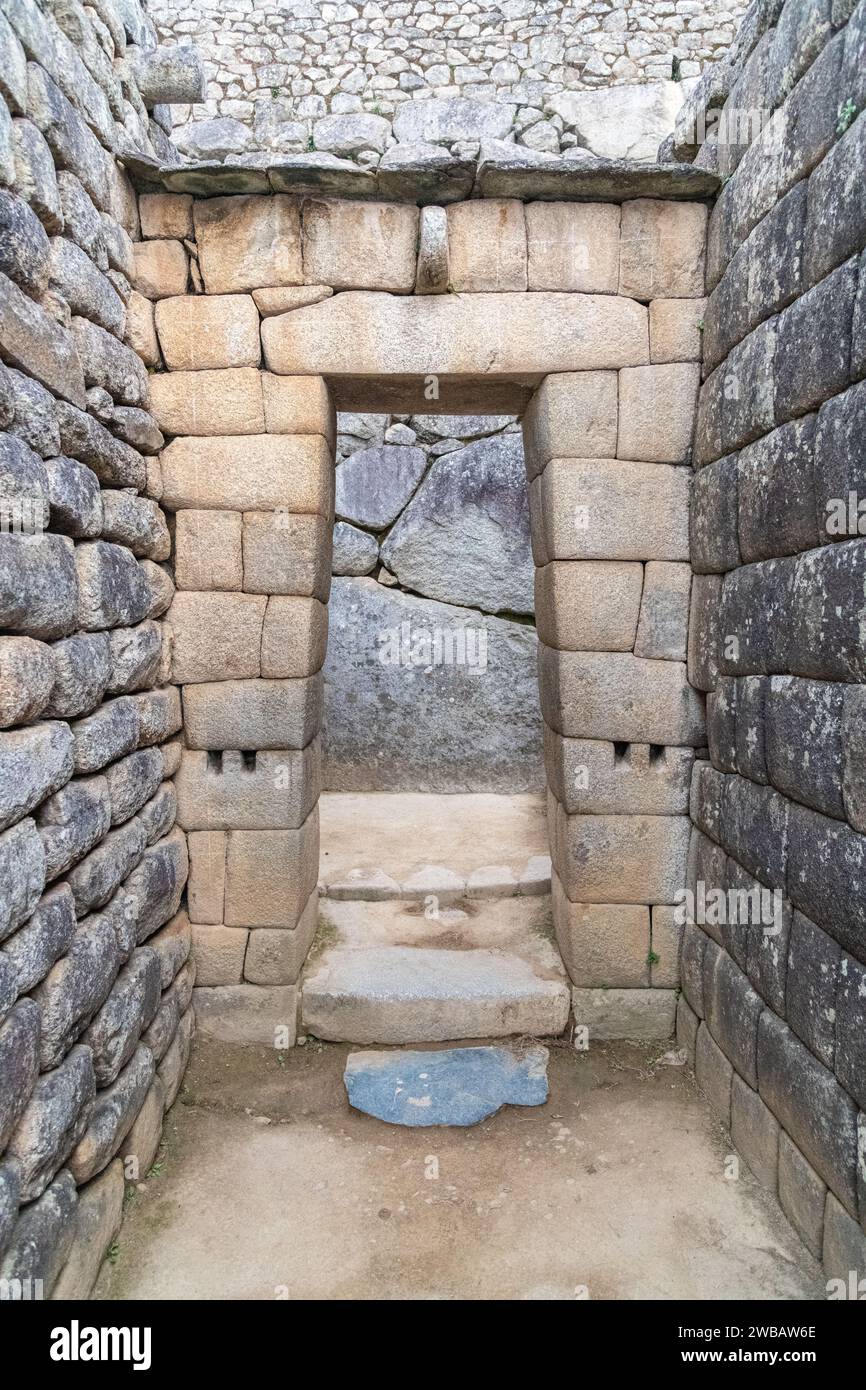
xmin=0 ymin=0 xmax=201 ymax=1299
xmin=674 ymin=0 xmax=866 ymax=1282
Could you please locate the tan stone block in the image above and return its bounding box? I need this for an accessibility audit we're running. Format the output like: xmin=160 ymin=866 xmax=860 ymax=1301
xmin=183 ymin=676 xmax=324 ymax=750
xmin=169 ymin=591 xmax=266 ymax=683
xmin=150 ymin=367 xmax=265 ymax=437
xmin=302 ymin=199 xmax=418 ymax=292
xmin=619 ymin=200 xmax=707 ymax=299
xmin=242 ymin=512 xmax=331 ymax=599
xmin=535 ymin=561 xmax=643 ymax=651
xmin=193 ymin=984 xmax=298 ymax=1045
xmin=191 ymin=924 xmax=249 ymax=986
xmin=224 ymin=809 xmax=319 ymax=928
xmin=446 ymin=199 xmax=527 ymax=292
xmin=526 ymin=202 xmax=620 ymax=293
xmin=538 ymin=643 xmax=705 ymax=744
xmin=650 ymin=905 xmax=682 ymax=988
xmin=193 ymin=195 xmax=302 ymax=294
xmin=553 ymin=805 xmax=691 ymax=905
xmin=618 ymin=363 xmax=700 ymax=463
xmin=262 ymin=373 xmax=335 ymax=444
xmin=176 ymin=742 xmax=321 ymax=830
xmin=243 ymin=890 xmax=318 ymax=984
xmin=125 ymin=290 xmax=160 ymax=367
xmin=542 ymin=727 xmax=694 ymax=815
xmin=634 ymin=560 xmax=691 ymax=660
xmin=174 ymin=510 xmax=243 ymax=591
xmin=650 ymin=297 xmax=706 ymax=363
xmin=160 ymin=435 xmax=333 ymax=515
xmin=154 ymin=294 xmax=261 ymax=371
xmin=253 ymin=285 xmax=333 ymax=315
xmin=571 ymin=986 xmax=677 ymax=1040
xmin=522 ymin=371 xmax=618 ymax=479
xmin=261 ymin=597 xmax=328 ymax=677
xmin=132 ymin=240 xmax=189 ymax=300
xmin=261 ymin=291 xmax=649 ymax=380
xmin=140 ymin=192 xmax=194 ymax=240
xmin=552 ymin=874 xmax=650 ymax=986
xmin=536 ymin=458 xmax=690 ymax=561
xmin=188 ymin=829 xmax=226 ymax=924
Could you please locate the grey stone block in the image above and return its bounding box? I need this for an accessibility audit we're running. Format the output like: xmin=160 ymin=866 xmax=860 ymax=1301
xmin=690 ymin=454 xmax=740 ymax=574
xmin=737 ymin=416 xmax=819 ymax=563
xmin=681 ymin=921 xmax=710 ymax=1018
xmin=158 ymin=1004 xmax=194 ymax=1109
xmin=69 ymin=1042 xmax=155 ymax=1184
xmin=789 ymin=541 xmax=866 ymax=681
xmin=0 ymin=532 xmax=79 ymax=640
xmin=50 ymin=1159 xmax=124 ymax=1300
xmin=0 ymin=818 xmax=45 ymax=943
xmin=757 ymin=1008 xmax=858 ymax=1215
xmin=0 ymin=720 xmax=73 ymax=832
xmin=766 ymin=676 xmax=844 ymax=818
xmin=735 ymin=675 xmax=769 ymax=785
xmin=0 ymin=268 xmax=85 ymax=407
xmin=4 ymin=1043 xmax=95 ymax=1202
xmin=786 ymin=801 xmax=866 ymax=962
xmin=37 ymin=772 xmax=111 ymax=881
xmin=0 ymin=187 xmax=50 ymax=295
xmin=814 ymin=380 xmax=866 ymax=545
xmin=689 ymin=761 xmax=726 ymax=843
xmin=146 ymin=912 xmax=191 ymax=992
xmin=744 ymin=178 xmax=808 ymax=323
xmin=12 ymin=117 xmax=62 ymax=234
xmin=44 ymin=455 xmax=102 ymax=538
xmin=101 ymin=491 xmax=169 ymax=561
xmin=0 ymin=633 xmax=55 ymax=728
xmin=720 ymin=775 xmax=789 ymax=890
xmin=745 ymin=866 xmax=791 ymax=1015
xmin=105 ymin=747 xmax=164 ymax=827
xmin=137 ymin=782 xmax=177 ymax=846
xmin=49 ymin=234 xmax=125 ymax=336
xmin=542 ymin=730 xmax=692 ymax=816
xmin=731 ymin=1073 xmax=780 ymax=1192
xmin=0 ymin=1158 xmax=19 ymax=1253
xmin=125 ymin=829 xmax=189 ymax=945
xmin=5 ymin=366 xmax=60 ymax=457
xmin=835 ymin=953 xmax=866 ymax=1110
xmin=766 ymin=0 xmax=833 ymax=107
xmin=0 ymin=998 xmax=41 ymax=1150
xmin=71 ymin=315 xmax=149 ymax=407
xmin=686 ymin=825 xmax=728 ymax=947
xmin=71 ymin=694 xmax=140 ymax=775
xmin=786 ymin=910 xmax=841 ymax=1069
xmin=822 ymin=1193 xmax=866 ymax=1285
xmin=66 ymin=816 xmax=148 ymax=917
xmin=720 ymin=317 xmax=777 ymax=458
xmin=853 ymin=247 xmax=866 ymax=382
xmin=44 ymin=630 xmax=111 ymax=720
xmin=676 ymin=993 xmax=699 ymax=1065
xmin=106 ymin=620 xmax=162 ymax=695
xmin=686 ymin=573 xmax=722 ymax=692
xmin=707 ymin=678 xmax=738 ymax=774
xmin=75 ymin=540 xmax=151 ymax=632
xmin=0 ymin=883 xmax=76 ymax=995
xmin=778 ymin=1131 xmax=826 ymax=1259
xmin=0 ymin=1168 xmax=77 ymax=1297
xmin=842 ymin=684 xmax=866 ymax=834
xmin=32 ymin=912 xmax=122 ymax=1069
xmin=719 ymin=557 xmax=797 ymax=676
xmin=704 ymin=947 xmax=764 ymax=1087
xmin=55 ymin=399 xmax=146 ymax=489
xmin=774 ymin=258 xmax=857 ymax=421
xmin=695 ymin=1020 xmax=733 ymax=1128
xmin=176 ymin=745 xmax=321 ymax=831
xmin=804 ymin=111 xmax=866 ymax=286
xmin=133 ymin=686 xmax=182 ymax=748
xmin=80 ymin=947 xmax=161 ymax=1087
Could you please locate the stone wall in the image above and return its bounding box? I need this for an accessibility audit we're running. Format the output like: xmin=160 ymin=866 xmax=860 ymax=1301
xmin=326 ymin=410 xmax=542 ymax=792
xmin=0 ymin=0 xmax=198 ymax=1300
xmin=674 ymin=0 xmax=866 ymax=1283
xmin=149 ymin=0 xmax=747 ymax=161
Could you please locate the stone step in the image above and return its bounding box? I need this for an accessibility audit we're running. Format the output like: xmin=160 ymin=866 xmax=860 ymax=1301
xmin=301 ymin=896 xmax=570 ymax=1044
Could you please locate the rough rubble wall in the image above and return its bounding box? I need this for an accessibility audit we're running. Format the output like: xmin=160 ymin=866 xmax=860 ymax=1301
xmin=326 ymin=410 xmax=543 ymax=792
xmin=150 ymin=0 xmax=746 ymax=160
xmin=679 ymin=0 xmax=866 ymax=1281
xmin=0 ymin=0 xmax=193 ymax=1299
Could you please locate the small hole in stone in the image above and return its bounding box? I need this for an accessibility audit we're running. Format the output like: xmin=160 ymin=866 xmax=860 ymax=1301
xmin=613 ymin=742 xmax=629 ymax=760
xmin=207 ymin=751 xmax=223 ymax=773
xmin=241 ymin=751 xmax=257 ymax=771
xmin=649 ymin=745 xmax=665 ymax=763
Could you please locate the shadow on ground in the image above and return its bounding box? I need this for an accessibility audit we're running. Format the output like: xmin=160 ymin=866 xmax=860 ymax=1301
xmin=96 ymin=1037 xmax=824 ymax=1301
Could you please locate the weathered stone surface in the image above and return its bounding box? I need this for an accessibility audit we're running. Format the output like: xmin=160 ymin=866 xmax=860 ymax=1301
xmin=5 ymin=1044 xmax=95 ymax=1201
xmin=125 ymin=288 xmax=160 ymax=368
xmin=553 ymin=883 xmax=650 ymax=987
xmin=303 ymin=199 xmax=418 ymax=292
xmin=0 ymin=1157 xmax=20 ymax=1253
xmin=634 ymin=561 xmax=691 ymax=660
xmin=0 ymin=1168 xmax=77 ymax=1297
xmin=260 ymin=597 xmax=328 ymax=680
xmin=393 ymin=97 xmax=516 ymax=147
xmin=174 ymin=116 xmax=256 ymax=162
xmin=66 ymin=815 xmax=148 ymax=917
xmin=37 ymin=772 xmax=110 ymax=881
xmin=242 ymin=512 xmax=331 ymax=600
xmin=538 ymin=645 xmax=704 ymax=745
xmin=81 ymin=948 xmax=160 ymax=1087
xmin=618 ymin=363 xmax=700 ymax=463
xmin=0 ymin=188 xmax=50 ymax=295
xmin=160 ymin=434 xmax=331 ymax=514
xmin=775 ymin=257 xmax=857 ymax=422
xmin=188 ymin=829 xmax=225 ymax=925
xmin=736 ymin=417 xmax=818 ymax=563
xmin=101 ymin=492 xmax=169 ymax=561
xmin=124 ymin=830 xmax=188 ymax=946
xmin=252 ymin=285 xmax=332 ymax=316
xmin=4 ymin=367 xmax=60 ymax=457
xmin=133 ymin=687 xmax=183 ymax=748
xmin=324 ymin=578 xmax=542 ymax=792
xmin=140 ymin=192 xmax=193 ymax=240
xmin=414 ymin=202 xmax=449 ymax=294
xmin=0 ymin=531 xmax=78 ymax=640
xmin=71 ymin=315 xmax=149 ymax=407
xmin=549 ymin=81 xmax=688 ymax=160
xmin=553 ymin=806 xmax=689 ymax=905
xmin=26 ymin=62 xmax=110 ymax=208
xmin=43 ymin=456 xmax=101 ymax=539
xmin=571 ymin=986 xmax=676 ymax=1040
xmin=194 ymin=983 xmax=296 ymax=1046
xmin=695 ymin=1019 xmax=733 ymax=1126
xmin=785 ymin=910 xmax=840 ymax=1070
xmin=174 ymin=509 xmax=242 ymax=591
xmin=56 ymin=400 xmax=146 ymax=489
xmin=193 ymin=194 xmax=302 ymax=294
xmin=141 ymin=559 xmax=175 ymax=620
xmin=535 ymin=561 xmax=642 ymax=651
xmin=45 ymin=631 xmax=111 ymax=720
xmin=778 ymin=1131 xmax=826 ymax=1259
xmin=533 ymin=458 xmax=689 ymax=562
xmin=118 ymin=1077 xmax=164 ymax=1179
xmin=335 ymin=443 xmax=426 ymax=530
xmin=132 ymin=238 xmax=188 ymax=300
xmin=184 ymin=676 xmax=323 ymax=752
xmin=0 ymin=720 xmax=72 ymax=833
xmin=51 ymin=1158 xmax=124 ymax=1300
xmin=13 ymin=118 xmax=63 ymax=233
xmin=731 ymin=1073 xmax=780 ymax=1191
xmin=107 ymin=621 xmax=163 ymax=695
xmin=0 ymin=999 xmax=41 ymax=1149
xmin=147 ymin=911 xmax=191 ymax=992
xmin=345 ymin=1044 xmax=548 ymax=1127
xmin=332 ymin=520 xmax=378 ymax=576
xmin=649 ymin=298 xmax=706 ymax=362
xmin=49 ymin=235 xmax=124 ymax=335
xmin=0 ymin=882 xmax=75 ymax=996
xmin=525 ymin=201 xmax=620 ymax=293
xmin=75 ymin=541 xmax=151 ymax=631
xmin=243 ymin=890 xmax=317 ymax=985
xmin=154 ymin=294 xmax=260 ymax=372
xmin=446 ymin=198 xmax=526 ymax=293
xmin=620 ymin=199 xmax=707 ymax=299
xmin=835 ymin=953 xmax=866 ymax=1111
xmin=69 ymin=1043 xmax=154 ymax=1184
xmin=543 ymin=730 xmax=692 ymax=816
xmin=169 ymin=591 xmax=265 ymax=684
xmin=0 ymin=806 xmax=43 ymax=934
xmin=382 ymin=435 xmax=532 ymax=613
xmin=262 ymin=290 xmax=649 ymax=381
xmin=191 ymin=923 xmax=247 ymax=986
xmin=70 ymin=695 xmax=139 ymax=776
xmin=765 ymin=676 xmax=843 ymax=818
xmin=703 ymin=947 xmax=763 ymax=1088
xmin=522 ymin=372 xmax=618 ymax=477
xmin=757 ymin=1008 xmax=858 ymax=1215
xmin=104 ymin=749 xmax=163 ymax=830
xmin=176 ymin=744 xmax=319 ymax=832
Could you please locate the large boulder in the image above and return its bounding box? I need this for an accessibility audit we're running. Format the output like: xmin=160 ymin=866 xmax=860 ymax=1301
xmin=380 ymin=433 xmax=532 ymax=614
xmin=393 ymin=97 xmax=516 ymax=146
xmin=323 ymin=578 xmax=542 ymax=792
xmin=335 ymin=444 xmax=427 ymax=529
xmin=547 ymin=81 xmax=695 ymax=162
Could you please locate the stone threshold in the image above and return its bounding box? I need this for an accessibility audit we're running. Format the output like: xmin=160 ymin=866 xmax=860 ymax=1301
xmin=123 ymin=150 xmax=720 ymax=205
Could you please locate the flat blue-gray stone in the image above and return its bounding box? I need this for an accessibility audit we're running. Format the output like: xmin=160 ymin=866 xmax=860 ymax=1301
xmin=343 ymin=1045 xmax=549 ymax=1127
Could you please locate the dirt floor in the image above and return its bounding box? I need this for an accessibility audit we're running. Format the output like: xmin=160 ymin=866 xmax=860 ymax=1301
xmin=96 ymin=1036 xmax=825 ymax=1301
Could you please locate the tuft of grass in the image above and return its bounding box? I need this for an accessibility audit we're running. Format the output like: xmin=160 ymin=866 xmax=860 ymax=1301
xmin=837 ymin=97 xmax=857 ymax=136
xmin=106 ymin=1240 xmax=120 ymax=1265
xmin=647 ymin=949 xmax=660 ymax=966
